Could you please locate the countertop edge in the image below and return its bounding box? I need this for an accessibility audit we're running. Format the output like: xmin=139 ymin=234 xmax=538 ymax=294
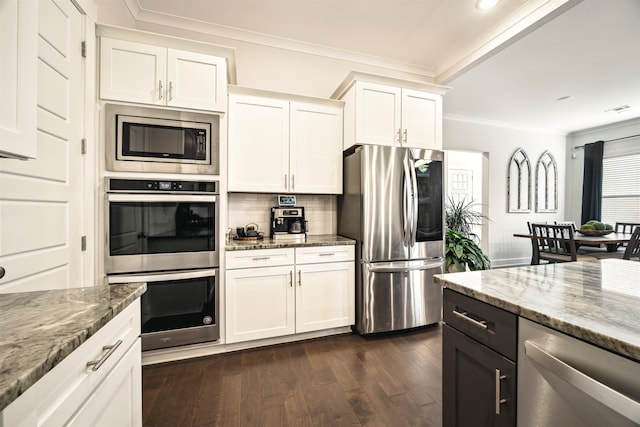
xmin=0 ymin=283 xmax=146 ymax=413
xmin=225 ymin=234 xmax=356 ymax=251
xmin=434 ymin=276 xmax=640 ymax=362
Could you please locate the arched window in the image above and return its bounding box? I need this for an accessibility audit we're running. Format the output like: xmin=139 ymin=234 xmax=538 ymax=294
xmin=507 ymin=148 xmax=531 ymax=212
xmin=535 ymin=150 xmax=558 ymax=212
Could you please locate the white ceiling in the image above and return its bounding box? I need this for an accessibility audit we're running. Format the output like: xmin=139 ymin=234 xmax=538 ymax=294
xmin=131 ymin=0 xmax=640 ymax=134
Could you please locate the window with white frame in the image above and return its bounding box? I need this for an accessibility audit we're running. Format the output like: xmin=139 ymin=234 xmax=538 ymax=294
xmin=601 ymin=152 xmax=640 ymax=225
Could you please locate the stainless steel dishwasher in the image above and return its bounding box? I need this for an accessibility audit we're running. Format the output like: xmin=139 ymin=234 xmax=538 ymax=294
xmin=518 ymin=318 xmax=640 ymax=426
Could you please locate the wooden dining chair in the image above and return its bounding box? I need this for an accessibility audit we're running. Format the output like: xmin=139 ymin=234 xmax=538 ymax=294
xmin=530 ymin=223 xmax=596 ymax=265
xmin=623 ymin=227 xmax=640 ymax=260
xmin=615 ymin=222 xmax=640 ymax=234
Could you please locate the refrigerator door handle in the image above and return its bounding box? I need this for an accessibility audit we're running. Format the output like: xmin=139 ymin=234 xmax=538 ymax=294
xmin=402 ymin=156 xmax=413 ymax=247
xmin=367 ymin=260 xmax=443 ymax=273
xmin=408 ymin=157 xmax=419 ymax=246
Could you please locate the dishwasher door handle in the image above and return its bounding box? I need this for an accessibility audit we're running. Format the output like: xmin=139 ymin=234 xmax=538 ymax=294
xmin=524 ymin=340 xmax=640 ymax=424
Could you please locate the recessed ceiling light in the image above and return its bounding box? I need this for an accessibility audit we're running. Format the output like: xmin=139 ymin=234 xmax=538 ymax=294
xmin=604 ymin=105 xmax=631 ymax=114
xmin=557 ymin=95 xmax=573 ymax=102
xmin=476 ymin=0 xmax=500 ymax=10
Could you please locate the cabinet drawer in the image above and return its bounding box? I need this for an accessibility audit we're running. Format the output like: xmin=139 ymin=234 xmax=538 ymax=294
xmin=443 ymin=289 xmax=517 ymax=361
xmin=295 ymin=245 xmax=355 ymax=264
xmin=1 ymin=300 xmax=141 ymax=427
xmin=226 ymin=248 xmax=295 ymax=269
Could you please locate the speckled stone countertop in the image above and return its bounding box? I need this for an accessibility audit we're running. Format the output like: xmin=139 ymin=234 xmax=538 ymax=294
xmin=0 ymin=283 xmax=146 ymax=412
xmin=434 ymin=259 xmax=640 ymax=362
xmin=226 ymin=234 xmax=356 ymax=251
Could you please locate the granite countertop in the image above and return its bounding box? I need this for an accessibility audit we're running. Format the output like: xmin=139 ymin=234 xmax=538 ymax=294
xmin=434 ymin=259 xmax=640 ymax=362
xmin=226 ymin=234 xmax=356 ymax=251
xmin=0 ymin=283 xmax=146 ymax=412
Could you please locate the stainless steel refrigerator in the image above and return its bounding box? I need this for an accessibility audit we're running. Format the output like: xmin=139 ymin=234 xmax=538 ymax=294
xmin=338 ymin=144 xmax=444 ymax=334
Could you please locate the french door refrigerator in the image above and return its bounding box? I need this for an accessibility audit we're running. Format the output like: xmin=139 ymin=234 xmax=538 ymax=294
xmin=338 ymin=144 xmax=444 ymax=334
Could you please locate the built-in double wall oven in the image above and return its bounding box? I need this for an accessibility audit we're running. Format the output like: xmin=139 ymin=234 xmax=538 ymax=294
xmin=105 ymin=178 xmax=219 ymax=351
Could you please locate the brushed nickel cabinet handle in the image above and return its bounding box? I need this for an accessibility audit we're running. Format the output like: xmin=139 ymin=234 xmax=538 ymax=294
xmin=168 ymin=81 xmax=173 ymax=101
xmin=495 ymin=369 xmax=507 ymax=414
xmin=252 ymin=256 xmax=270 ymax=261
xmin=319 ymin=253 xmax=336 ymax=256
xmin=86 ymin=340 xmax=122 ymax=371
xmin=284 ymin=174 xmax=288 ymax=190
xmin=397 ymin=129 xmax=402 ymax=144
xmin=289 ymin=271 xmax=293 ymax=287
xmin=298 ymin=270 xmax=301 ymax=286
xmin=403 ymin=129 xmax=408 ymax=144
xmin=452 ymin=309 xmax=488 ymax=330
xmin=158 ymin=80 xmax=163 ymax=100
xmin=292 ymin=175 xmax=295 ymax=190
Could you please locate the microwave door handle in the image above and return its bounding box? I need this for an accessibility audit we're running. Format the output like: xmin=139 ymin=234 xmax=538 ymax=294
xmin=107 ymin=194 xmax=217 ymax=203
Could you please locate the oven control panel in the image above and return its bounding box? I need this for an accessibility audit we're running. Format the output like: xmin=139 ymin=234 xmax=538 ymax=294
xmin=108 ymin=178 xmax=218 ymax=194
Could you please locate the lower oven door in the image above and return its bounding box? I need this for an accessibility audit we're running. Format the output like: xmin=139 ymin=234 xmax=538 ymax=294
xmin=109 ymin=268 xmax=219 ymax=351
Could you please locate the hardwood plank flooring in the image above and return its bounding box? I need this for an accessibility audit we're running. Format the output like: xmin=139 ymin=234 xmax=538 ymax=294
xmin=142 ymin=324 xmax=442 ymax=427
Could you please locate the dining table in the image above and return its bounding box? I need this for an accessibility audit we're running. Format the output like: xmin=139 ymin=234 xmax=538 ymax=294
xmin=513 ymin=231 xmax=634 ymax=252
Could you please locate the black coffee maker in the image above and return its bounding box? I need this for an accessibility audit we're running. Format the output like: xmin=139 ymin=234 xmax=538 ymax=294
xmin=270 ymin=206 xmax=307 ymax=240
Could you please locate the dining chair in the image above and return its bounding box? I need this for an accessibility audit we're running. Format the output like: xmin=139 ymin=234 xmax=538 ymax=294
xmin=530 ymin=223 xmax=596 ymax=265
xmin=623 ymin=227 xmax=640 ymax=260
xmin=615 ymin=222 xmax=640 ymax=234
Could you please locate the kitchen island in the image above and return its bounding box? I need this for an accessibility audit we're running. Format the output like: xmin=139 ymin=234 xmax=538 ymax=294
xmin=0 ymin=283 xmax=146 ymax=424
xmin=435 ymin=259 xmax=640 ymax=426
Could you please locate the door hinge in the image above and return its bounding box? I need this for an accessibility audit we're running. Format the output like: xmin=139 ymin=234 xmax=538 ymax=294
xmin=81 ymin=138 xmax=87 ymax=155
xmin=81 ymin=41 xmax=87 ymax=58
xmin=81 ymin=236 xmax=87 ymax=251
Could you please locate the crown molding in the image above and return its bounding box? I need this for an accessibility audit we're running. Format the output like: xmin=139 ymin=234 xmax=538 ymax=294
xmin=436 ymin=0 xmax=583 ymax=84
xmin=444 ymin=113 xmax=568 ymax=136
xmin=122 ymin=0 xmax=436 ymax=79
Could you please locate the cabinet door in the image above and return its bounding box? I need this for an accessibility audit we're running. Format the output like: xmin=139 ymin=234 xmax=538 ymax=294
xmin=100 ymin=38 xmax=166 ymax=105
xmin=401 ymin=89 xmax=442 ymax=150
xmin=295 ymin=261 xmax=355 ymax=333
xmin=228 ymin=94 xmax=290 ymax=192
xmin=225 ymin=265 xmax=295 ymax=343
xmin=443 ymin=325 xmax=516 ymax=427
xmin=0 ymin=0 xmax=37 ymax=159
xmin=289 ymin=102 xmax=343 ymax=194
xmin=66 ymin=339 xmax=142 ymax=427
xmin=166 ymin=49 xmax=227 ymax=112
xmin=355 ymin=82 xmax=401 ymax=146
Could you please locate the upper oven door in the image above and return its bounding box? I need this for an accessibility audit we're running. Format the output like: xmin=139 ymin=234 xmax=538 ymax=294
xmin=105 ymin=193 xmax=219 ymax=274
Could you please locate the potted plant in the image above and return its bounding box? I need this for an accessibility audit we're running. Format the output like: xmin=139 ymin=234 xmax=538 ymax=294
xmin=445 ymin=197 xmax=491 ymax=272
xmin=445 ymin=229 xmax=491 ymax=272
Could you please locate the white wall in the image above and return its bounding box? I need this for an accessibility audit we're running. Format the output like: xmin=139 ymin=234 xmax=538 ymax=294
xmin=565 ymin=117 xmax=640 ymax=225
xmin=443 ymin=118 xmax=567 ymax=267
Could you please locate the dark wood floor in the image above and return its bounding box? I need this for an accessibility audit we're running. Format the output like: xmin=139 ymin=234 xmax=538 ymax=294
xmin=143 ymin=324 xmax=442 ymax=427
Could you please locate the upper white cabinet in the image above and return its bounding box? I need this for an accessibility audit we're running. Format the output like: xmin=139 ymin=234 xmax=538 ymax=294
xmin=0 ymin=0 xmax=38 ymax=159
xmin=100 ymin=38 xmax=227 ymax=112
xmin=335 ymin=73 xmax=448 ymax=151
xmin=228 ymin=88 xmax=343 ymax=194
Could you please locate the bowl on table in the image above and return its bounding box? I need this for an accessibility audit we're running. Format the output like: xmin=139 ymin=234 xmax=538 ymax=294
xmin=576 ymin=229 xmax=614 ymax=236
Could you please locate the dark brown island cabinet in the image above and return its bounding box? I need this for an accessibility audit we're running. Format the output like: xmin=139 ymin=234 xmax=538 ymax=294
xmin=442 ymin=288 xmax=518 ymax=427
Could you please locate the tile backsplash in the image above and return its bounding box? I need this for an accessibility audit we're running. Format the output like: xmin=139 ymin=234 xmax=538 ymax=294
xmin=227 ymin=193 xmax=337 ymax=236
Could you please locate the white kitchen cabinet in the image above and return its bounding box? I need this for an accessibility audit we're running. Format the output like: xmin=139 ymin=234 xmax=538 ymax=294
xmin=336 ymin=74 xmax=447 ymax=151
xmin=0 ymin=0 xmax=38 ymax=159
xmin=0 ymin=300 xmax=142 ymax=427
xmin=225 ymin=245 xmax=355 ymax=343
xmin=225 ymin=265 xmax=295 ymax=344
xmin=228 ymin=89 xmax=343 ymax=194
xmin=100 ymin=38 xmax=227 ymax=112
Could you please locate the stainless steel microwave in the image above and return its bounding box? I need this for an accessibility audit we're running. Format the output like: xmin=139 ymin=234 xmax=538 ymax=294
xmin=105 ymin=104 xmax=220 ymax=175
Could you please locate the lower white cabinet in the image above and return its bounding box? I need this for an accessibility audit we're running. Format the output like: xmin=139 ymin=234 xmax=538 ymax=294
xmin=225 ymin=245 xmax=355 ymax=343
xmin=0 ymin=300 xmax=142 ymax=427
